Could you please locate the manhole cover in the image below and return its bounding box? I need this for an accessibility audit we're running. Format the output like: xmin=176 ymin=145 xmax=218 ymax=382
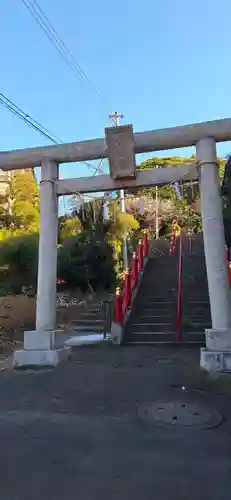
xmin=138 ymin=401 xmax=222 ymax=429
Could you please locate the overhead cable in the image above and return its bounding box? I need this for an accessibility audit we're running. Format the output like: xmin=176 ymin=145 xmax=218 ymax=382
xmin=21 ymin=0 xmax=101 ymax=101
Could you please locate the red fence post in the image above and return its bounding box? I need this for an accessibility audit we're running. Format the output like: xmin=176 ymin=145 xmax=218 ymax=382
xmin=131 ymin=252 xmax=138 ymax=287
xmin=143 ymin=229 xmax=149 ymax=257
xmin=137 ymin=239 xmax=144 ymax=272
xmin=169 ymin=233 xmax=174 ymax=256
xmin=228 ymin=262 xmax=231 ymax=288
xmin=114 ymin=287 xmax=122 ymax=322
xmin=226 ymin=246 xmax=230 ymax=264
xmin=177 ymin=236 xmax=183 ymax=342
xmin=124 ymin=269 xmax=132 ymax=308
xmin=169 ymin=223 xmax=176 ymax=256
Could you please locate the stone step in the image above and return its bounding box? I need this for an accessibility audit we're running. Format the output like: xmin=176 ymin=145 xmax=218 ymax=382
xmin=182 ymin=309 xmax=210 ymax=313
xmin=73 ymin=325 xmax=104 ymax=332
xmin=138 ymin=300 xmax=176 ymax=306
xmin=183 ymin=306 xmax=210 ymax=309
xmin=72 ymin=315 xmax=105 ymax=321
xmin=125 ymin=332 xmax=177 ymax=343
xmin=132 ymin=314 xmax=176 ymax=320
xmin=183 ymin=318 xmax=210 ymax=323
xmin=71 ymin=319 xmax=104 ymax=328
xmin=185 ymin=325 xmax=211 ymax=330
xmin=135 ymin=295 xmax=173 ymax=300
xmin=183 ymin=300 xmax=209 ymax=304
xmin=73 ymin=316 xmax=105 ymax=322
xmin=182 ymin=299 xmax=209 ymax=303
xmin=183 ymin=311 xmax=210 ymax=316
xmin=131 ymin=323 xmax=176 ymax=333
xmin=133 ymin=303 xmax=176 ymax=308
xmin=126 ymin=332 xmax=205 ymax=344
xmin=135 ymin=310 xmax=176 ymax=317
xmin=183 ymin=322 xmax=211 ymax=328
xmin=124 ymin=237 xmax=209 ymax=345
xmin=137 ymin=300 xmax=175 ymax=304
xmin=130 ymin=313 xmax=176 ymax=321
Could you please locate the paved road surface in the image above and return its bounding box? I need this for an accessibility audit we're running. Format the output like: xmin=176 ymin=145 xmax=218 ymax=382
xmin=0 ymin=345 xmax=231 ymax=500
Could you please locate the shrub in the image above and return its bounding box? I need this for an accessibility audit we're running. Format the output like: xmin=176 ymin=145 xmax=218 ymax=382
xmin=0 ymin=233 xmax=39 ymax=293
xmin=58 ymin=236 xmax=115 ymax=291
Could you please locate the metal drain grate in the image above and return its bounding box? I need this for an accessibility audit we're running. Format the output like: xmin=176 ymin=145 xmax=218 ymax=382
xmin=138 ymin=401 xmax=222 ymax=429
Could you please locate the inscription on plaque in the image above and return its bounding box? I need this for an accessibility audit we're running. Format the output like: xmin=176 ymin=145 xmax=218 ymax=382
xmin=105 ymin=124 xmax=136 ymax=179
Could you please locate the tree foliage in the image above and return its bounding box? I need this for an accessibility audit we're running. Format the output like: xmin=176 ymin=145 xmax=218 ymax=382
xmin=127 ymin=155 xmax=227 ymax=235
xmin=0 ymin=233 xmax=39 ymax=293
xmin=1 ymin=154 xmax=228 ymax=295
xmin=59 ymin=216 xmax=82 ymax=242
xmin=58 ymin=236 xmax=115 ymax=291
xmin=9 ymin=170 xmax=40 ymax=232
xmin=77 ymin=199 xmax=113 ymax=240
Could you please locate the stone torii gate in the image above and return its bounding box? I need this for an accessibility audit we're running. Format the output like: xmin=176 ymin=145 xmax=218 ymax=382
xmin=2 ymin=118 xmax=231 ymax=372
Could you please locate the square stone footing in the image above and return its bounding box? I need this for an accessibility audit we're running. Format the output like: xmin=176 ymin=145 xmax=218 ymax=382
xmin=13 ymin=347 xmax=70 ymax=368
xmin=200 ymin=348 xmax=231 ymax=372
xmin=12 ymin=329 xmax=71 ymax=369
xmin=205 ymin=328 xmax=231 ymax=351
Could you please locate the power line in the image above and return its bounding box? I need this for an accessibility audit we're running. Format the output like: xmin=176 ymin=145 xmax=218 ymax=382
xmin=19 ymin=0 xmax=108 ymax=177
xmin=0 ymin=91 xmax=106 ymax=178
xmin=20 ymin=0 xmax=101 ymax=101
xmin=0 ymin=92 xmax=62 ymax=144
xmin=0 ymin=91 xmax=106 ymax=217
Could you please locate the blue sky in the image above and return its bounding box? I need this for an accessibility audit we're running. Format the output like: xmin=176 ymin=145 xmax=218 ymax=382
xmin=1 ymin=0 xmax=231 ymax=185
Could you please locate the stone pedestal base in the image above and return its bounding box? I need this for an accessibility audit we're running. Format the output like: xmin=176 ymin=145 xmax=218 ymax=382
xmin=13 ymin=347 xmax=70 ymax=368
xmin=200 ymin=328 xmax=231 ymax=372
xmin=200 ymin=348 xmax=231 ymax=372
xmin=12 ymin=329 xmax=70 ymax=369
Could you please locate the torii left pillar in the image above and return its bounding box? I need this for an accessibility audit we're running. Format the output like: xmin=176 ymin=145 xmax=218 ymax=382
xmin=13 ymin=160 xmax=70 ymax=368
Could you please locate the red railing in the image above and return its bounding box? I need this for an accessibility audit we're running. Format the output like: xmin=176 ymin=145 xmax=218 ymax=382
xmin=114 ymin=222 xmax=184 ymax=343
xmin=114 ymin=229 xmax=149 ymax=323
xmin=177 ymin=235 xmax=183 ymax=343
xmin=169 ymin=220 xmax=177 ymax=256
xmin=169 ymin=220 xmax=183 ymax=342
xmin=226 ymin=245 xmax=231 ymax=287
xmin=226 ymin=245 xmax=231 ymax=264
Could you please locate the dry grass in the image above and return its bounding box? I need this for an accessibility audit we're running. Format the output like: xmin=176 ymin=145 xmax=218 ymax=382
xmin=0 ymin=288 xmax=112 ymax=337
xmin=0 ymin=295 xmax=36 ymax=333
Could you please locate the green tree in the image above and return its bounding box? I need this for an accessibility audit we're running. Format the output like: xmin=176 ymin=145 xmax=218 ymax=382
xmin=129 ymin=155 xmax=226 ymax=234
xmin=137 ymin=155 xmax=226 ymax=201
xmin=0 ymin=233 xmax=39 ymax=293
xmin=9 ymin=170 xmax=40 ymax=232
xmin=58 ymin=236 xmax=115 ymax=291
xmin=77 ymin=199 xmax=113 ymax=240
xmin=59 ymin=215 xmax=82 ymax=242
xmin=69 ymin=198 xmax=140 ymax=278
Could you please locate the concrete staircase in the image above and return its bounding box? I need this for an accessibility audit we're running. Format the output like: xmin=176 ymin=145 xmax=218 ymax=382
xmin=124 ymin=235 xmax=211 ymax=344
xmin=181 ymin=234 xmax=211 ymax=342
xmin=70 ymin=305 xmax=106 ymax=333
xmin=56 ymin=296 xmax=112 ymax=335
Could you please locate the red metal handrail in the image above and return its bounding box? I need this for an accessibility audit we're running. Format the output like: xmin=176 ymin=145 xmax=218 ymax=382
xmin=113 ymin=230 xmax=149 ymax=323
xmin=177 ymin=235 xmax=183 ymax=342
xmin=226 ymin=246 xmax=230 ymax=265
xmin=225 ymin=246 xmax=231 ymax=288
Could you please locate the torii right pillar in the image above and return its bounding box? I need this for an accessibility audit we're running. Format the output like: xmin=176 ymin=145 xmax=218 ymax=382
xmin=197 ymin=137 xmax=231 ymax=372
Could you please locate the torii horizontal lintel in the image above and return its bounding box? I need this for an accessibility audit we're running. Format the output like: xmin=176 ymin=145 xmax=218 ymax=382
xmin=0 ymin=117 xmax=231 ymax=170
xmin=56 ymin=163 xmax=198 ymax=195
